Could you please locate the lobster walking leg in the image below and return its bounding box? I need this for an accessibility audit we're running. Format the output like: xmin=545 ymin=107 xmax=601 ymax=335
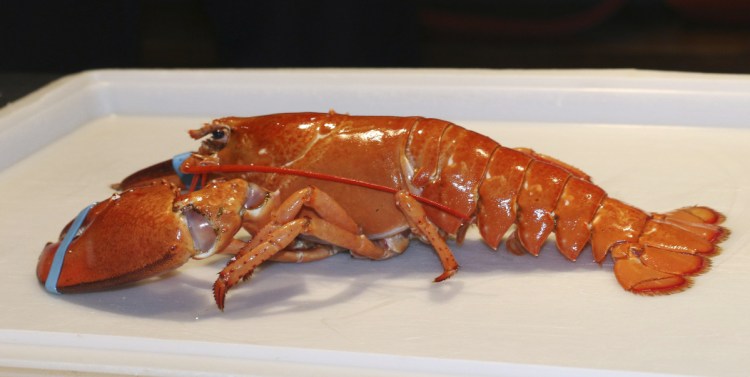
xmin=395 ymin=191 xmax=459 ymax=282
xmin=241 ymin=186 xmax=363 ymax=254
xmin=214 ymin=218 xmax=309 ymax=310
xmin=213 ymin=186 xmax=401 ymax=309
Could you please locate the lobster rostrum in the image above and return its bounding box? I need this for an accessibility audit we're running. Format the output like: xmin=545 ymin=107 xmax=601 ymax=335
xmin=37 ymin=112 xmax=729 ymax=310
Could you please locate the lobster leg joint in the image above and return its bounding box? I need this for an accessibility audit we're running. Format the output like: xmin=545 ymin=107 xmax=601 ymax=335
xmin=214 ymin=218 xmax=309 ymax=310
xmin=273 ymin=186 xmax=360 ymax=235
xmin=395 ymin=191 xmax=459 ymax=282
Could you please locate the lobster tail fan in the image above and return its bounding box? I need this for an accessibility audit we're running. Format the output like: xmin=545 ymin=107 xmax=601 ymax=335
xmin=596 ymin=204 xmax=728 ymax=295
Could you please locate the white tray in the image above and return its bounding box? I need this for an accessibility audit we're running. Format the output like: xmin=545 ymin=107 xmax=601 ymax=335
xmin=1 ymin=69 xmax=749 ymax=377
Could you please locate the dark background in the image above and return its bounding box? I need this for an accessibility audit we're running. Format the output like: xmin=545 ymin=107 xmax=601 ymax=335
xmin=2 ymin=0 xmax=750 ymax=104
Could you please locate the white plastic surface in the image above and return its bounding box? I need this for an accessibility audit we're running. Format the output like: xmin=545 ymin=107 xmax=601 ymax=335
xmin=0 ymin=69 xmax=749 ymax=376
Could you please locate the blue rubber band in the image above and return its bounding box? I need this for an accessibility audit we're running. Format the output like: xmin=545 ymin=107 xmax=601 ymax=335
xmin=172 ymin=152 xmax=197 ymax=188
xmin=45 ymin=203 xmax=96 ymax=294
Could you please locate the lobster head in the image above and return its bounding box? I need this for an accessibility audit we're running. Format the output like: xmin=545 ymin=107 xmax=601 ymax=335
xmin=117 ymin=113 xmax=334 ymax=191
xmin=38 ymin=179 xmax=265 ymax=293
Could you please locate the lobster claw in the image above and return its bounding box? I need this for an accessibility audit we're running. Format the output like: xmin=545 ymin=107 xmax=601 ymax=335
xmin=117 ymin=121 xmax=233 ymax=191
xmin=115 ymin=152 xmax=195 ymax=190
xmin=37 ymin=179 xmax=256 ymax=293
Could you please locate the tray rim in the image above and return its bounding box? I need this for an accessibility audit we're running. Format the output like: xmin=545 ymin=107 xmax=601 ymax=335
xmin=3 ymin=328 xmax=685 ymax=377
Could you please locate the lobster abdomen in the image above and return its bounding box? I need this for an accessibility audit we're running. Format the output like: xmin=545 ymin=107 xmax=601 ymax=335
xmin=402 ymin=118 xmax=601 ymax=254
xmin=404 ymin=118 xmax=725 ymax=294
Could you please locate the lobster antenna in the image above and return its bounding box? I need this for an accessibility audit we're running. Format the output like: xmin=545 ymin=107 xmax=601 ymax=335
xmin=182 ymin=164 xmax=470 ymax=221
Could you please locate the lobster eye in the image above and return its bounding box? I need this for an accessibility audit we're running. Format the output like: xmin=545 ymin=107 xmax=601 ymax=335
xmin=211 ymin=129 xmax=226 ymax=140
xmin=200 ymin=126 xmax=229 ymax=153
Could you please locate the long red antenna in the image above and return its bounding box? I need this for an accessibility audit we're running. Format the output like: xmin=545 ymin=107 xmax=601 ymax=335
xmin=182 ymin=164 xmax=470 ymax=221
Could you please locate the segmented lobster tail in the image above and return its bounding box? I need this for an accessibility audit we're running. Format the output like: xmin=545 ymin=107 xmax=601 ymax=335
xmin=475 ymin=146 xmax=727 ymax=294
xmin=401 ymin=118 xmax=727 ymax=294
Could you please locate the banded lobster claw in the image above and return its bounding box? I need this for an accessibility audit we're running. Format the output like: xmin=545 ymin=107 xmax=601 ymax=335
xmin=115 ymin=122 xmax=234 ymax=192
xmin=37 ymin=179 xmax=269 ymax=293
xmin=115 ymin=152 xmax=202 ymax=191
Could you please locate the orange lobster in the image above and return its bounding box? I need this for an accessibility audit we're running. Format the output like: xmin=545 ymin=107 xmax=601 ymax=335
xmin=37 ymin=112 xmax=729 ymax=310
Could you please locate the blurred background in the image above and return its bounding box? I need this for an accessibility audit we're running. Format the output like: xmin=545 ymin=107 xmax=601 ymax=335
xmin=2 ymin=0 xmax=750 ymax=104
